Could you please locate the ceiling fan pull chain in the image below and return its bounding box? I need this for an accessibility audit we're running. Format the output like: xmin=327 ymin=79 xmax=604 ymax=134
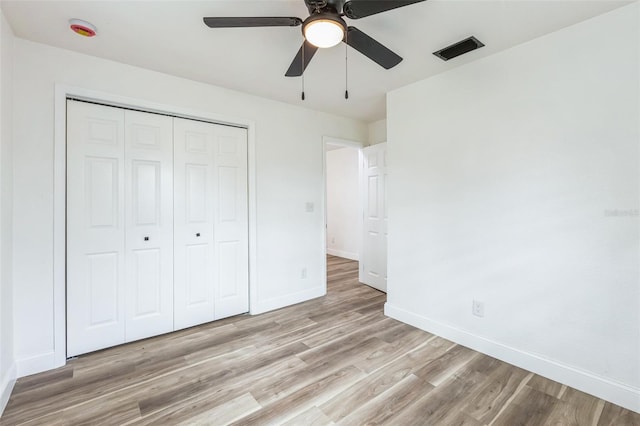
xmin=301 ymin=42 xmax=306 ymax=101
xmin=345 ymin=29 xmax=349 ymax=100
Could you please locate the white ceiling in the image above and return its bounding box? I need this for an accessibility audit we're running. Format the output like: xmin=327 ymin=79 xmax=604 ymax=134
xmin=1 ymin=0 xmax=631 ymax=122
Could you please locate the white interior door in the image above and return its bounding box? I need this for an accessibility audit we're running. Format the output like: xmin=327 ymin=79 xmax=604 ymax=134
xmin=67 ymin=101 xmax=126 ymax=357
xmin=173 ymin=118 xmax=216 ymax=330
xmin=124 ymin=110 xmax=174 ymax=342
xmin=213 ymin=125 xmax=249 ymax=320
xmin=360 ymin=143 xmax=388 ymax=292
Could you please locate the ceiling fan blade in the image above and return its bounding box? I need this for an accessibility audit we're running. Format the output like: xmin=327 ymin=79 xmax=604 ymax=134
xmin=343 ymin=0 xmax=426 ymax=19
xmin=285 ymin=41 xmax=319 ymax=77
xmin=203 ymin=17 xmax=303 ymax=28
xmin=345 ymin=27 xmax=402 ymax=69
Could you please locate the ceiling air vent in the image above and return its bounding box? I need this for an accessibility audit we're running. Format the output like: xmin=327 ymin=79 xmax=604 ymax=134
xmin=433 ymin=36 xmax=484 ymax=61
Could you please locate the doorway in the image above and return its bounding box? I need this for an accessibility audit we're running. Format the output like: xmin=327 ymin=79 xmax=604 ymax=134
xmin=324 ymin=141 xmax=361 ymax=262
xmin=322 ymin=137 xmax=388 ymax=294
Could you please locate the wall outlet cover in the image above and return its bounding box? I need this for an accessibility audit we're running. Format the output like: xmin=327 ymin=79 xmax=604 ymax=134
xmin=472 ymin=300 xmax=484 ymax=317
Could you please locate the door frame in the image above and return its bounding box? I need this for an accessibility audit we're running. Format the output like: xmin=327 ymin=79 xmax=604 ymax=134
xmin=321 ymin=136 xmax=364 ymax=284
xmin=53 ymin=84 xmax=257 ymax=368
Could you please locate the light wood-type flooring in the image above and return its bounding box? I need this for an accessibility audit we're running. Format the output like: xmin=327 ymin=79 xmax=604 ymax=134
xmin=2 ymin=255 xmax=639 ymax=425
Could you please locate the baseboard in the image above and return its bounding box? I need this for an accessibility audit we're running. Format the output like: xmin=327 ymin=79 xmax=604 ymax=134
xmin=252 ymin=286 xmax=326 ymax=315
xmin=16 ymin=351 xmax=57 ymax=378
xmin=0 ymin=362 xmax=16 ymax=416
xmin=326 ymin=249 xmax=358 ymax=261
xmin=385 ymin=303 xmax=640 ymax=414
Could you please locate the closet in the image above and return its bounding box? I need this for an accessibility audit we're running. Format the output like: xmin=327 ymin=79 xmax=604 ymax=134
xmin=66 ymin=100 xmax=248 ymax=357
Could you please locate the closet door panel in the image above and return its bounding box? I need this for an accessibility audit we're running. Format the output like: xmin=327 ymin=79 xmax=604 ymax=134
xmin=124 ymin=110 xmax=174 ymax=341
xmin=67 ymin=101 xmax=126 ymax=357
xmin=173 ymin=118 xmax=216 ymax=330
xmin=214 ymin=127 xmax=249 ymax=320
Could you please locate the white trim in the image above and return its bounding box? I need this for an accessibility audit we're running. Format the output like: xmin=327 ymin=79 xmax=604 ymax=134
xmin=358 ymin=148 xmax=365 ymax=281
xmin=247 ymin=124 xmax=258 ymax=315
xmin=252 ymin=286 xmax=326 ymax=315
xmin=385 ymin=302 xmax=640 ymax=414
xmin=53 ymin=86 xmax=67 ymax=369
xmin=0 ymin=362 xmax=16 ymax=416
xmin=51 ymin=84 xmax=257 ymax=374
xmin=326 ymin=249 xmax=358 ymax=261
xmin=323 ymin=136 xmax=364 ymax=149
xmin=322 ymin=136 xmax=364 ymax=279
xmin=15 ymin=351 xmax=55 ymax=378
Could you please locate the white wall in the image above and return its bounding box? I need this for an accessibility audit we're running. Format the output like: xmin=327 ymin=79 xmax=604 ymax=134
xmin=11 ymin=38 xmax=366 ymax=377
xmin=0 ymin=8 xmax=16 ymax=415
xmin=386 ymin=3 xmax=639 ymax=412
xmin=326 ymin=147 xmax=360 ymax=260
xmin=368 ymin=119 xmax=387 ymax=146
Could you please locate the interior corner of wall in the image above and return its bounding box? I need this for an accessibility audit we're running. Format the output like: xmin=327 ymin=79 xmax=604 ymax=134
xmin=0 ymin=361 xmax=17 ymax=416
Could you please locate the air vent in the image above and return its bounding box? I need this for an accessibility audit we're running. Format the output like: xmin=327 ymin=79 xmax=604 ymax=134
xmin=433 ymin=36 xmax=484 ymax=61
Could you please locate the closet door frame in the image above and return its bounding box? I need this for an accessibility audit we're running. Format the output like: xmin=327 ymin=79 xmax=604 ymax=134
xmin=52 ymin=85 xmax=257 ymax=370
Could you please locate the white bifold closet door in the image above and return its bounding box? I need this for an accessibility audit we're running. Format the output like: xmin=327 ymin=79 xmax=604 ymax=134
xmin=67 ymin=101 xmax=174 ymax=356
xmin=67 ymin=100 xmax=248 ymax=357
xmin=173 ymin=118 xmax=249 ymax=329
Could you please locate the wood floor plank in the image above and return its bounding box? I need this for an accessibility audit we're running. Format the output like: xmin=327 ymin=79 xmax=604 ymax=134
xmin=376 ymin=322 xmax=432 ymax=346
xmin=552 ymin=387 xmax=607 ymax=425
xmin=526 ymin=373 xmax=565 ymax=399
xmin=444 ymin=411 xmax=484 ymax=426
xmin=10 ymin=367 xmax=74 ymax=396
xmin=461 ymin=360 xmax=530 ymax=424
xmin=322 ymin=370 xmax=413 ymax=422
xmin=597 ymin=402 xmax=640 ymax=426
xmin=492 ymin=385 xmax=559 ymax=426
xmin=389 ymin=370 xmax=488 ymax=425
xmin=337 ymin=374 xmax=434 ymax=426
xmin=282 ymin=406 xmax=335 ymax=426
xmin=2 ymin=255 xmax=636 ymax=426
xmin=174 ymin=393 xmax=262 ymax=426
xmin=320 ymin=343 xmax=437 ymax=422
xmin=300 ymin=336 xmax=391 ymax=373
xmin=138 ymin=341 xmax=308 ymax=416
xmin=9 ymin=346 xmax=254 ymax=425
xmin=447 ymin=412 xmax=484 ymax=426
xmin=300 ymin=314 xmax=393 ymax=350
xmin=545 ymin=399 xmax=596 ymax=426
xmin=126 ymin=350 xmax=306 ymax=425
xmin=61 ymin=401 xmax=141 ymax=426
xmin=413 ymin=343 xmax=479 ymax=386
xmin=231 ymin=366 xmax=365 ymax=426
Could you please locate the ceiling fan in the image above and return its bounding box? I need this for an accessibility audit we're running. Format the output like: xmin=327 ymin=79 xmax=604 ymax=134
xmin=203 ymin=0 xmax=426 ymax=77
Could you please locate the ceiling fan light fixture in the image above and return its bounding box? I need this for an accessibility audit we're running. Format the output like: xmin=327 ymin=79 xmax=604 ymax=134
xmin=303 ymin=15 xmax=345 ymax=48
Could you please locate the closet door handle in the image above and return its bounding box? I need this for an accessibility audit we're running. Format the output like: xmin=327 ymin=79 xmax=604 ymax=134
xmin=196 ymin=233 xmax=201 ymax=237
xmin=144 ymin=236 xmax=149 ymax=241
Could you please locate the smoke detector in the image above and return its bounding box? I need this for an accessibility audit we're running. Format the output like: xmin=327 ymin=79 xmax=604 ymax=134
xmin=69 ymin=19 xmax=97 ymax=37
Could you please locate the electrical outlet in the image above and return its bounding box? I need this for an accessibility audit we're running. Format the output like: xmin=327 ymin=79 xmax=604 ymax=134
xmin=301 ymin=267 xmax=307 ymax=279
xmin=472 ymin=300 xmax=484 ymax=317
